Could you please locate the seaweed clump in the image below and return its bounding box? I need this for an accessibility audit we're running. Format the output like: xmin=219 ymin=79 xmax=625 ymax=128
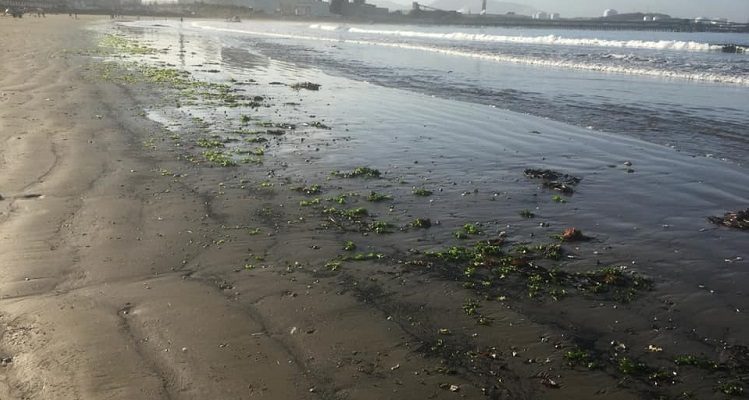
xmin=414 ymin=240 xmax=650 ymax=303
xmin=524 ymin=168 xmax=581 ymax=194
xmin=708 ymin=208 xmax=749 ymax=230
xmin=331 ymin=167 xmax=381 ymax=179
xmin=291 ymin=82 xmax=321 ymax=91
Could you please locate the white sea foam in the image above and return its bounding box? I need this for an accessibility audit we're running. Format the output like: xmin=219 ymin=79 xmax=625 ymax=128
xmin=308 ymin=24 xmax=345 ymax=31
xmin=193 ymin=22 xmax=749 ymax=86
xmin=310 ymin=24 xmax=728 ymax=53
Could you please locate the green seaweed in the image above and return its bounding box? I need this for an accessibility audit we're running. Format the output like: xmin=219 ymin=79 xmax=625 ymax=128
xmin=453 ymin=231 xmax=469 ymax=239
xmin=674 ymin=355 xmax=719 ymax=370
xmin=325 ymin=261 xmax=342 ymax=271
xmin=300 ymin=198 xmax=321 ymax=207
xmin=331 ymin=167 xmax=381 ymax=179
xmin=326 ymin=194 xmax=348 ymax=205
xmin=295 ymin=184 xmax=322 ymax=195
xmin=552 ymin=194 xmax=567 ymax=203
xmin=369 ymin=221 xmax=394 ymax=234
xmin=718 ymin=382 xmax=744 ymax=396
xmin=203 ymin=150 xmax=236 ymax=167
xmin=520 ymin=209 xmax=535 ymax=218
xmin=99 ymin=34 xmax=156 ymax=55
xmin=323 ymin=207 xmax=368 ymax=220
xmin=343 ymin=252 xmax=384 ymax=262
xmin=463 ymin=223 xmax=481 ymax=235
xmin=410 ymin=218 xmax=432 ymax=229
xmin=412 ymin=187 xmax=433 ymax=197
xmin=462 ymin=298 xmax=480 ymax=316
xmin=564 ymin=348 xmax=597 ymax=369
xmin=290 ymin=82 xmax=321 ymax=91
xmin=366 ymin=191 xmax=392 ymax=202
xmin=196 ymin=138 xmax=224 ymax=148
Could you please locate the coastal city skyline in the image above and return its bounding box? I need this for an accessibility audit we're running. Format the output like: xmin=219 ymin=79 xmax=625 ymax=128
xmin=524 ymin=0 xmax=749 ymax=19
xmin=375 ymin=0 xmax=749 ymax=20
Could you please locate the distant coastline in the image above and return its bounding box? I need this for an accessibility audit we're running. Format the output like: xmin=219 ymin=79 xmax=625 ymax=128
xmin=2 ymin=1 xmax=748 ymax=34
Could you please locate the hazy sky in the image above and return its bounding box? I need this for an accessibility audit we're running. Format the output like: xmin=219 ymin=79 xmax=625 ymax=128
xmin=521 ymin=0 xmax=749 ymax=19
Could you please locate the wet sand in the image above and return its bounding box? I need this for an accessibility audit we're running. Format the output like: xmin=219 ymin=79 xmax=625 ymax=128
xmin=0 ymin=15 xmax=503 ymax=400
xmin=1 ymin=15 xmax=748 ymax=400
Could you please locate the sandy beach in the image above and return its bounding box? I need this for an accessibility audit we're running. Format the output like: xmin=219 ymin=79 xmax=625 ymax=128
xmin=1 ymin=15 xmax=748 ymax=400
xmin=0 ymin=15 xmax=315 ymax=399
xmin=0 ymin=16 xmax=499 ymax=400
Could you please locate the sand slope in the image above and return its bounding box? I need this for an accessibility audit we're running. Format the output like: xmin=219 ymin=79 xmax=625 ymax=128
xmin=0 ymin=16 xmax=505 ymax=400
xmin=0 ymin=16 xmax=312 ymax=399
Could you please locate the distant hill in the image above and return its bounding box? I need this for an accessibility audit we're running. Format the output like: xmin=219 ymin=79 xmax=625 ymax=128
xmin=427 ymin=0 xmax=536 ymax=15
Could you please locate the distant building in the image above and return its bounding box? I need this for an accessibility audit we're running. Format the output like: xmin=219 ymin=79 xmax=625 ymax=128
xmin=694 ymin=17 xmax=728 ymax=24
xmin=549 ymin=12 xmax=559 ymax=20
xmin=67 ymin=0 xmax=125 ymax=9
xmin=280 ymin=0 xmax=330 ymax=16
xmin=603 ymin=8 xmax=617 ymax=17
xmin=532 ymin=11 xmax=547 ymax=19
xmin=178 ymin=0 xmax=279 ymax=13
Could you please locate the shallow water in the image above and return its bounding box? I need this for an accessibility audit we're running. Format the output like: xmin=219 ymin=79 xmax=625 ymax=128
xmin=101 ymin=19 xmax=749 ymax=397
xmin=191 ymin=20 xmax=749 ymax=163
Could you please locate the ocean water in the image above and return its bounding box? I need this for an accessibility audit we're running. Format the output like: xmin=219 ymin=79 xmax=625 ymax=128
xmin=190 ymin=20 xmax=749 ymax=162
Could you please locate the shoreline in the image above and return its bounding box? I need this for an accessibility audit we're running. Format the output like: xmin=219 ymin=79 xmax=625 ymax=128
xmin=1 ymin=15 xmax=748 ymax=400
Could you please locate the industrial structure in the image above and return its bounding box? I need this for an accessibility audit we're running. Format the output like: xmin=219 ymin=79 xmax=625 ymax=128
xmin=532 ymin=11 xmax=546 ymax=19
xmin=329 ymin=0 xmax=386 ymax=17
xmin=603 ymin=8 xmax=618 ymax=18
xmin=409 ymin=1 xmax=458 ymax=18
xmin=280 ymin=0 xmax=328 ymax=16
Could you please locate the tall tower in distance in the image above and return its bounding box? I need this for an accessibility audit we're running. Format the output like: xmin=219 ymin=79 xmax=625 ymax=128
xmin=480 ymin=0 xmax=486 ymax=15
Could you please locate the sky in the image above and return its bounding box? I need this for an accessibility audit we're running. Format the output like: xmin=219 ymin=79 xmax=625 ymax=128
xmin=520 ymin=0 xmax=749 ymax=20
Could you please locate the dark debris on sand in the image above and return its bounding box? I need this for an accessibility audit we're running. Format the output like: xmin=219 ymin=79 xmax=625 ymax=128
xmin=524 ymin=168 xmax=581 ymax=194
xmin=708 ymin=208 xmax=749 ymax=230
xmin=290 ymin=82 xmax=321 ymax=91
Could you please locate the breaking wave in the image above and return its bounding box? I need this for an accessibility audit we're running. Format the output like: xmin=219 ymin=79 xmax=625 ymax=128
xmin=195 ymin=22 xmax=749 ymax=86
xmin=309 ymin=24 xmax=737 ymax=53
